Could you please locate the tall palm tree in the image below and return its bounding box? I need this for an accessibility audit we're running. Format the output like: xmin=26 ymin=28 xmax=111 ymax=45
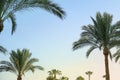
xmin=0 ymin=48 xmax=44 ymax=80
xmin=85 ymin=71 xmax=93 ymax=80
xmin=48 ymin=69 xmax=62 ymax=80
xmin=0 ymin=0 xmax=66 ymax=34
xmin=73 ymin=12 xmax=120 ymax=80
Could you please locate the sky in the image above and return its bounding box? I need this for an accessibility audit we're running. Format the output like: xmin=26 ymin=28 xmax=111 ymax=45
xmin=0 ymin=0 xmax=120 ymax=80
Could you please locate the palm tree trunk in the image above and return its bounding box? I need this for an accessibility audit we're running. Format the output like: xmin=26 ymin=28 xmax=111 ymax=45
xmin=17 ymin=75 xmax=22 ymax=80
xmin=103 ymin=48 xmax=110 ymax=80
xmin=53 ymin=74 xmax=56 ymax=80
xmin=88 ymin=74 xmax=90 ymax=80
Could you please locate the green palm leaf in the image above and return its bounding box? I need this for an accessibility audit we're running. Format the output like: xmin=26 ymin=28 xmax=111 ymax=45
xmin=0 ymin=0 xmax=66 ymax=34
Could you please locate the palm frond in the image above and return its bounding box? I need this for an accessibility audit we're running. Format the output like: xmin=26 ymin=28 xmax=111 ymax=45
xmin=0 ymin=46 xmax=7 ymax=54
xmin=9 ymin=14 xmax=17 ymax=34
xmin=113 ymin=49 xmax=120 ymax=62
xmin=73 ymin=37 xmax=91 ymax=50
xmin=86 ymin=46 xmax=97 ymax=58
xmin=108 ymin=50 xmax=112 ymax=60
xmin=0 ymin=61 xmax=16 ymax=73
xmin=11 ymin=0 xmax=66 ymax=19
xmin=32 ymin=65 xmax=44 ymax=71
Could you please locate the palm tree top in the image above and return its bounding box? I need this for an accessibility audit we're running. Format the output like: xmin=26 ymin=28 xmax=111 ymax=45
xmin=0 ymin=48 xmax=44 ymax=76
xmin=73 ymin=12 xmax=120 ymax=58
xmin=85 ymin=71 xmax=93 ymax=74
xmin=48 ymin=69 xmax=62 ymax=75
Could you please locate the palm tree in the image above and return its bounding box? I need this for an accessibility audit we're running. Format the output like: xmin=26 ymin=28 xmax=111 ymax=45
xmin=73 ymin=12 xmax=120 ymax=80
xmin=0 ymin=48 xmax=44 ymax=80
xmin=85 ymin=71 xmax=93 ymax=80
xmin=48 ymin=69 xmax=62 ymax=80
xmin=0 ymin=0 xmax=66 ymax=34
xmin=76 ymin=76 xmax=84 ymax=80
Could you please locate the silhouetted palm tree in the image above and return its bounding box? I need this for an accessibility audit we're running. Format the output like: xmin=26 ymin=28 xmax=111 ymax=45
xmin=0 ymin=0 xmax=66 ymax=34
xmin=73 ymin=12 xmax=120 ymax=80
xmin=48 ymin=69 xmax=62 ymax=80
xmin=0 ymin=49 xmax=44 ymax=80
xmin=85 ymin=71 xmax=93 ymax=80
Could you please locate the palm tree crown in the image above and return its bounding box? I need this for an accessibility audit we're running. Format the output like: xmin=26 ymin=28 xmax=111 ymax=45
xmin=0 ymin=0 xmax=66 ymax=34
xmin=48 ymin=69 xmax=62 ymax=80
xmin=85 ymin=71 xmax=93 ymax=80
xmin=73 ymin=12 xmax=120 ymax=80
xmin=0 ymin=48 xmax=44 ymax=80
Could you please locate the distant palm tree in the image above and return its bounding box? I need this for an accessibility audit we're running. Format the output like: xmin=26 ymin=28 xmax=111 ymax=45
xmin=48 ymin=69 xmax=62 ymax=80
xmin=76 ymin=76 xmax=84 ymax=80
xmin=73 ymin=12 xmax=120 ymax=80
xmin=85 ymin=71 xmax=93 ymax=80
xmin=0 ymin=49 xmax=44 ymax=80
xmin=60 ymin=76 xmax=69 ymax=80
xmin=0 ymin=0 xmax=66 ymax=34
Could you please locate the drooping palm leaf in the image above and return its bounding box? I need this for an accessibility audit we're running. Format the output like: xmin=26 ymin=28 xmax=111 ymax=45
xmin=0 ymin=0 xmax=66 ymax=34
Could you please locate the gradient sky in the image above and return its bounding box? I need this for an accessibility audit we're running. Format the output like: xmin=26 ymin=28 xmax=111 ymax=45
xmin=0 ymin=0 xmax=120 ymax=80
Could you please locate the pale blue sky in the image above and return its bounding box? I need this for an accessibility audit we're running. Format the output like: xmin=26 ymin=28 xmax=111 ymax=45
xmin=0 ymin=0 xmax=120 ymax=80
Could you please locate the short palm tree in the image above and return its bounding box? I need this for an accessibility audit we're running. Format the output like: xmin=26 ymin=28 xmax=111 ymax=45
xmin=48 ymin=69 xmax=62 ymax=80
xmin=85 ymin=71 xmax=93 ymax=80
xmin=73 ymin=12 xmax=120 ymax=80
xmin=0 ymin=49 xmax=44 ymax=80
xmin=0 ymin=0 xmax=66 ymax=34
xmin=60 ymin=76 xmax=69 ymax=80
xmin=76 ymin=76 xmax=84 ymax=80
